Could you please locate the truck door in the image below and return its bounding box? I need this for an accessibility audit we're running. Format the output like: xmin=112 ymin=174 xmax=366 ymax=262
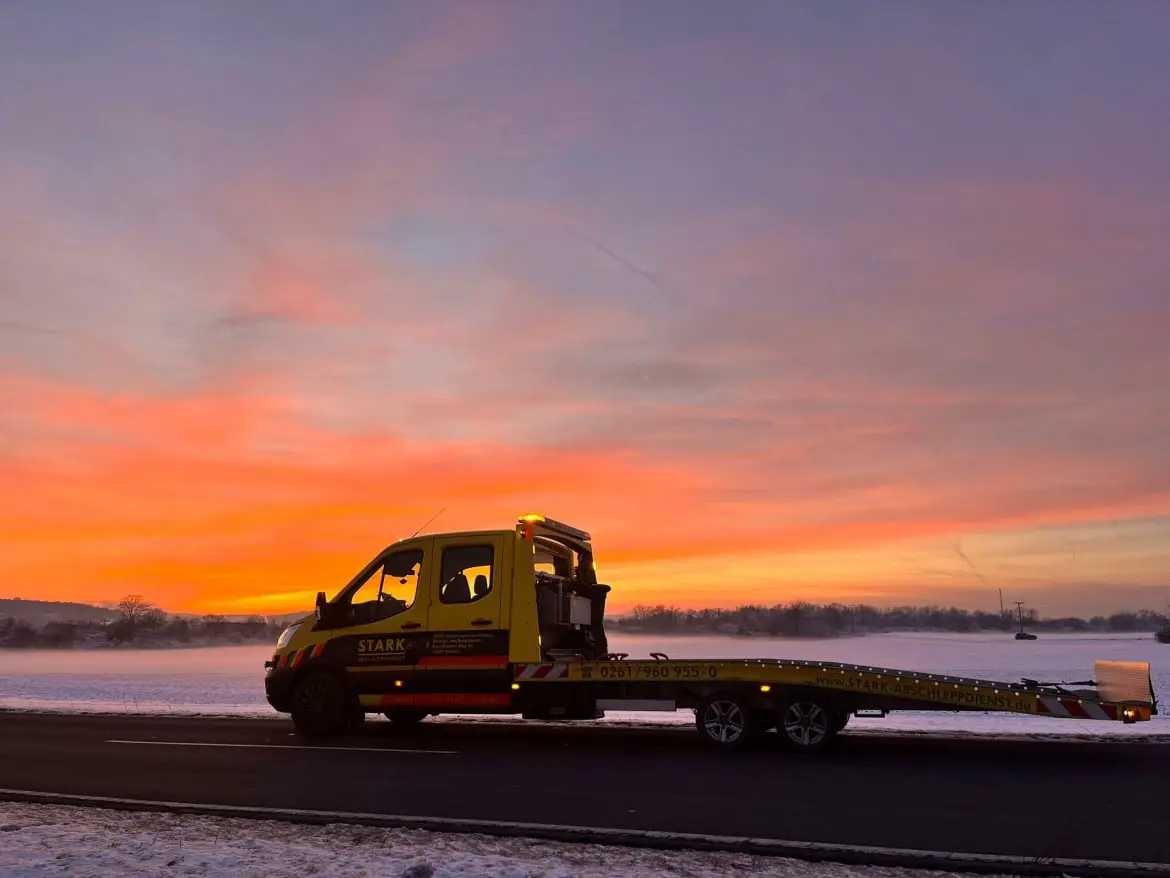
xmin=424 ymin=532 xmax=510 ymax=665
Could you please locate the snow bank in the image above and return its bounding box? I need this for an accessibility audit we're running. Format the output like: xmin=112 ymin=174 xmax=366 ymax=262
xmin=0 ymin=801 xmax=1001 ymax=878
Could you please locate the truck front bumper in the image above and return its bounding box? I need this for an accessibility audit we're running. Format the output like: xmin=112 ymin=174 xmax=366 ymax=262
xmin=264 ymin=662 xmax=295 ymax=713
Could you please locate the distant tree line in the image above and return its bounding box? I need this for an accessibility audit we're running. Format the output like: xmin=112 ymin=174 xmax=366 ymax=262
xmin=609 ymin=602 xmax=1170 ymax=638
xmin=0 ymin=594 xmax=289 ymax=649
xmin=4 ymin=594 xmax=1166 ymax=649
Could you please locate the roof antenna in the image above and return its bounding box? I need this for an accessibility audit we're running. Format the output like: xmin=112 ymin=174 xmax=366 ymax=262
xmin=410 ymin=507 xmax=446 ymax=539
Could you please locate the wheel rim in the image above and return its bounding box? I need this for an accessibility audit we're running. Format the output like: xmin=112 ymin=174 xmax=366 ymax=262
xmin=702 ymin=699 xmax=746 ymax=744
xmin=783 ymin=701 xmax=829 ymax=748
xmin=296 ymin=676 xmax=339 ymax=723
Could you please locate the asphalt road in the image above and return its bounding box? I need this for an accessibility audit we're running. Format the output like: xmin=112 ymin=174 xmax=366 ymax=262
xmin=0 ymin=712 xmax=1167 ymax=865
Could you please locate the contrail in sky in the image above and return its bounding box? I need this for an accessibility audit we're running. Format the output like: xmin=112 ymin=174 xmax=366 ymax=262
xmin=564 ymin=222 xmax=661 ymax=291
xmin=952 ymin=541 xmax=986 ymax=584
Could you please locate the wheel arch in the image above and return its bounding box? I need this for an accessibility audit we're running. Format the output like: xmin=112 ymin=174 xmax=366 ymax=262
xmin=289 ymin=660 xmax=359 ymax=705
xmin=774 ymin=684 xmax=857 ymax=712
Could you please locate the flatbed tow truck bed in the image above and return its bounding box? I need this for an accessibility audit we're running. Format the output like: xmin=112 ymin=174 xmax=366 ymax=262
xmin=266 ymin=514 xmax=1158 ymax=753
xmin=512 ymin=656 xmax=1156 ymax=722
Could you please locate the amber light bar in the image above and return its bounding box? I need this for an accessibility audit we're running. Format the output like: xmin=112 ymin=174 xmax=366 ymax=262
xmin=518 ymin=513 xmax=592 ymax=543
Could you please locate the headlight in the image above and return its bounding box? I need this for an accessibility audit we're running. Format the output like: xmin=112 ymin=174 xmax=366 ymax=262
xmin=276 ymin=623 xmax=300 ymax=648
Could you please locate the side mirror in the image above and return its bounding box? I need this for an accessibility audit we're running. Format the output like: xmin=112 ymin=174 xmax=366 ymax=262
xmin=315 ymin=591 xmax=327 ymax=621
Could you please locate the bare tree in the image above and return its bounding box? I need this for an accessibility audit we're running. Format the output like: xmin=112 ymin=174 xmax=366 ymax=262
xmin=112 ymin=594 xmax=163 ymax=642
xmin=117 ymin=594 xmax=153 ymax=624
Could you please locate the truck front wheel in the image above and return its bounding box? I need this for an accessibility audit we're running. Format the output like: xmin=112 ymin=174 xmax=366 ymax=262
xmin=696 ymin=692 xmax=756 ymax=750
xmin=778 ymin=697 xmax=837 ymax=753
xmin=290 ymin=670 xmax=349 ymax=737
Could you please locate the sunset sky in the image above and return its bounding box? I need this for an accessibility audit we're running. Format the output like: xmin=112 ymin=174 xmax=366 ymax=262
xmin=2 ymin=2 xmax=1169 ymax=618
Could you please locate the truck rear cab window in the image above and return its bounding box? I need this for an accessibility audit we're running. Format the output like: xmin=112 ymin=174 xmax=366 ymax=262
xmin=440 ymin=545 xmax=494 ymax=604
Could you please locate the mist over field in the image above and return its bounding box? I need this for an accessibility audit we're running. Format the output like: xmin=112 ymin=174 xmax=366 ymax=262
xmin=2 ymin=631 xmax=1164 ymax=739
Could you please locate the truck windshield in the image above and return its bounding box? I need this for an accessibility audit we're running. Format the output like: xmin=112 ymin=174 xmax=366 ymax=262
xmin=336 ymin=549 xmax=423 ymax=610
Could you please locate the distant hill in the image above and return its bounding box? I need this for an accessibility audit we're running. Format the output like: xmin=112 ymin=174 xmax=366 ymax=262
xmin=0 ymin=598 xmax=308 ymax=629
xmin=265 ymin=611 xmax=310 ymax=625
xmin=0 ymin=599 xmax=121 ymax=627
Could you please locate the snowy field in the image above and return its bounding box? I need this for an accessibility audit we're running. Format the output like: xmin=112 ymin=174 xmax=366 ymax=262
xmin=0 ymin=631 xmax=1165 ymax=740
xmin=0 ymin=801 xmax=1013 ymax=878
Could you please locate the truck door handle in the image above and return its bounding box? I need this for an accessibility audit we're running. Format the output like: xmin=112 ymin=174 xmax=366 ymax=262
xmin=471 ymin=619 xmax=492 ymax=626
xmin=400 ymin=622 xmax=421 ymax=630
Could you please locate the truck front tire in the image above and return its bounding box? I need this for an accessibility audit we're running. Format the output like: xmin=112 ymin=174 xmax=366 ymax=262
xmin=290 ymin=670 xmax=349 ymax=737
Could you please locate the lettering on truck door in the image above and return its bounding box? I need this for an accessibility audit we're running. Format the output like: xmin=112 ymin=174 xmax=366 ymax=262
xmin=424 ymin=534 xmax=510 ymax=664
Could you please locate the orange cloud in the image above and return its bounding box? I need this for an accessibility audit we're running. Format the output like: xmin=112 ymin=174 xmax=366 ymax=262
xmin=0 ymin=375 xmax=719 ymax=612
xmin=3 ymin=370 xmax=1169 ymax=616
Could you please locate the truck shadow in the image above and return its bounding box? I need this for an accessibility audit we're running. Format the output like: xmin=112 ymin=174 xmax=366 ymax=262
xmin=349 ymin=716 xmax=1165 ymax=768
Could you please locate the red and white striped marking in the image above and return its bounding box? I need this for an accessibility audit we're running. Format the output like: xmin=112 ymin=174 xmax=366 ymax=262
xmin=276 ymin=642 xmax=326 ymax=669
xmin=514 ymin=663 xmax=570 ymax=680
xmin=1036 ymin=696 xmax=1117 ymax=721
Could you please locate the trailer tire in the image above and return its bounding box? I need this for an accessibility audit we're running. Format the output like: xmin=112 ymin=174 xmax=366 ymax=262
xmin=290 ymin=670 xmax=349 ymax=737
xmin=830 ymin=709 xmax=850 ymax=733
xmin=777 ymin=696 xmax=837 ymax=754
xmin=695 ymin=692 xmax=756 ymax=750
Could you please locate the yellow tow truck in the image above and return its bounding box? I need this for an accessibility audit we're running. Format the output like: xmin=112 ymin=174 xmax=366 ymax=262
xmin=264 ymin=514 xmax=1158 ymax=753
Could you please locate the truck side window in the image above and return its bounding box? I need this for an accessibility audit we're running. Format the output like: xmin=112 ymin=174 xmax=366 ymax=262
xmin=440 ymin=545 xmax=493 ymax=605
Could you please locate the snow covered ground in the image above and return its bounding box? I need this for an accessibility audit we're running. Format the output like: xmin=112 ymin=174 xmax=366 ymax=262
xmin=1 ymin=631 xmax=1165 ymax=740
xmin=0 ymin=801 xmax=1007 ymax=878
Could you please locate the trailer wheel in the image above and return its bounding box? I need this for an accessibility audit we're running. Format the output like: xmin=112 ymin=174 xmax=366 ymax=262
xmin=290 ymin=670 xmax=349 ymax=737
xmin=778 ymin=697 xmax=836 ymax=753
xmin=696 ymin=693 xmax=755 ymax=750
xmin=830 ymin=709 xmax=850 ymax=733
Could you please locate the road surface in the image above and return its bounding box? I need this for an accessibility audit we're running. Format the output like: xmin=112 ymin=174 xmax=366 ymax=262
xmin=0 ymin=712 xmax=1167 ymax=865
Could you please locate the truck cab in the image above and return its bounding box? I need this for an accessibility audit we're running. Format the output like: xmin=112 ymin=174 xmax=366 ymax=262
xmin=264 ymin=514 xmax=611 ymax=735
